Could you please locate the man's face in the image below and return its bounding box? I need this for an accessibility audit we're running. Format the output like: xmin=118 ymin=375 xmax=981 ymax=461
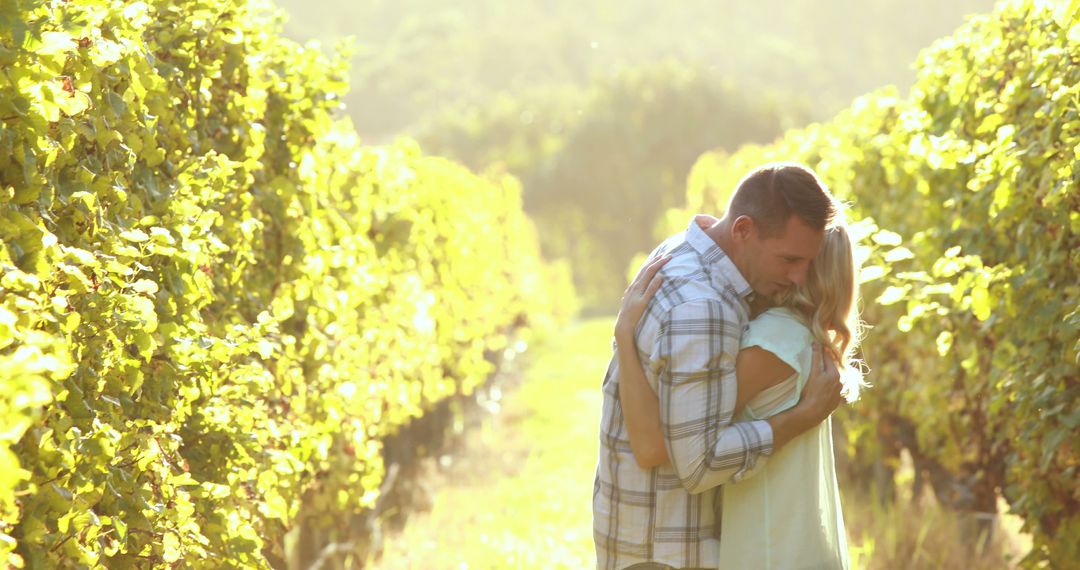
xmin=740 ymin=215 xmax=824 ymax=298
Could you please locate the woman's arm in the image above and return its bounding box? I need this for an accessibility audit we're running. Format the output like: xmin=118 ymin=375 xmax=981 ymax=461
xmin=613 ymin=254 xmax=791 ymax=468
xmin=733 ymin=296 xmax=794 ymax=415
xmin=614 ymin=255 xmax=671 ymax=469
xmin=615 ymin=255 xmax=838 ymax=468
xmin=733 ymin=346 xmax=797 ymax=416
xmin=736 ymin=329 xmax=843 ymax=453
xmin=615 ymin=326 xmax=669 ymax=468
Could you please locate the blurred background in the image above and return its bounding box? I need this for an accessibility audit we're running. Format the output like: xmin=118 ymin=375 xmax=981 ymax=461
xmin=263 ymin=2 xmax=1057 ymax=569
xmin=7 ymin=1 xmax=1075 ymax=568
xmin=275 ymin=0 xmax=995 ymax=310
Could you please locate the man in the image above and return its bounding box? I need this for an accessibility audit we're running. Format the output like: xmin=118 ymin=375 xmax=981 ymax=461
xmin=593 ymin=162 xmax=846 ymax=570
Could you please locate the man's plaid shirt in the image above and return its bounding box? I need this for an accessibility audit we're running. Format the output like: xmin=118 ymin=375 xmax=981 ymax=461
xmin=593 ymin=218 xmax=775 ymax=569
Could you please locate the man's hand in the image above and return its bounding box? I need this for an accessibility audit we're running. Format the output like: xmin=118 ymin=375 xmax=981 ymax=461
xmin=798 ymin=345 xmax=843 ymax=424
xmin=766 ymin=345 xmax=842 ymax=452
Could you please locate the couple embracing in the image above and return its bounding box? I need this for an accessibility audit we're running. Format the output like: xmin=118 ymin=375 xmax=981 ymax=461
xmin=593 ymin=163 xmax=866 ymax=570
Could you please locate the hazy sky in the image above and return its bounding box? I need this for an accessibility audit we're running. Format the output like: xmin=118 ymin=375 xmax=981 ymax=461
xmin=273 ymin=0 xmax=996 ymax=138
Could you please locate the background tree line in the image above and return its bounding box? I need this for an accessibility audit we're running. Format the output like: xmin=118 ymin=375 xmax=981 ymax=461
xmin=275 ymin=0 xmax=997 ymax=309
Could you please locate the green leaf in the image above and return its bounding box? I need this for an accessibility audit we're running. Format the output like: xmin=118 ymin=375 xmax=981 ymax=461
xmin=131 ymin=279 xmax=159 ymax=295
xmin=876 ymin=285 xmax=908 ymax=306
xmin=0 ymin=308 xmax=15 ymax=350
xmin=859 ymin=265 xmax=887 ymax=282
xmin=133 ymin=330 xmax=157 ymax=361
xmin=970 ymin=284 xmax=992 ymax=321
xmin=113 ymin=518 xmax=127 ymax=541
xmin=883 ymin=246 xmax=915 ymax=262
xmin=37 ymin=31 xmax=75 ymax=55
xmin=976 ymin=113 xmax=1003 ymax=135
xmin=871 ymin=230 xmax=902 ymax=246
xmin=71 ymin=189 xmax=97 ymax=209
xmin=935 ymin=331 xmax=954 ymax=357
xmin=58 ymin=308 xmax=80 ymax=332
xmin=129 ymin=296 xmax=158 ymax=332
xmin=58 ymin=263 xmax=92 ymax=292
xmin=162 ymin=532 xmax=181 ymax=563
xmin=119 ymin=229 xmax=150 ymax=242
xmin=1055 ymin=0 xmax=1080 ymax=27
xmin=56 ymin=90 xmax=91 ymax=117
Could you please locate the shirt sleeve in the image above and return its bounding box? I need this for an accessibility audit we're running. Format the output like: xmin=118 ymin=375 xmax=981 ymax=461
xmin=653 ymin=297 xmax=775 ymax=494
xmin=740 ymin=310 xmax=808 ymax=379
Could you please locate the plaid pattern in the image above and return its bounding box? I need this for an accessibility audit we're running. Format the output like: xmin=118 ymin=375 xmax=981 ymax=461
xmin=593 ymin=218 xmax=775 ymax=570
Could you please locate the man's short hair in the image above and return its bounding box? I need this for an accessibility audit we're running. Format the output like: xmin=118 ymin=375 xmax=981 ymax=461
xmin=727 ymin=162 xmax=839 ymax=237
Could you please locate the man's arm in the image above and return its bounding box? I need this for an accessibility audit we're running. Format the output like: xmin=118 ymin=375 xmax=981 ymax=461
xmin=656 ymin=298 xmax=774 ymax=494
xmin=656 ymin=299 xmax=843 ymax=493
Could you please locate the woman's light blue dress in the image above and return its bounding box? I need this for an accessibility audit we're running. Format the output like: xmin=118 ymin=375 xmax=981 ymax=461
xmin=717 ymin=307 xmax=850 ymax=569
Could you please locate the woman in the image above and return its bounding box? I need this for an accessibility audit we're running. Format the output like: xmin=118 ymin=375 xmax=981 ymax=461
xmin=615 ymin=222 xmax=866 ymax=569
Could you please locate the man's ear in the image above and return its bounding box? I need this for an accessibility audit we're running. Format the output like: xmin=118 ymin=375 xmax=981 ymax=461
xmin=731 ymin=215 xmax=756 ymax=242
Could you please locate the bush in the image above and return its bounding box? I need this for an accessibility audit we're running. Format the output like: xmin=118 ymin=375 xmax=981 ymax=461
xmin=420 ymin=63 xmax=795 ymax=308
xmin=0 ymin=0 xmax=573 ymax=567
xmin=659 ymin=1 xmax=1079 ymax=565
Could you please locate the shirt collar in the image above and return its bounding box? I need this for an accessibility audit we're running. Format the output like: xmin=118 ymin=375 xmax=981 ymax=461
xmin=685 ymin=217 xmax=754 ymax=300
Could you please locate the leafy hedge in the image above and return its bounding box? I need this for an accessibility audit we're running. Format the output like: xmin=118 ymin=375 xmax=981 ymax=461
xmin=0 ymin=0 xmax=575 ymax=567
xmin=419 ymin=63 xmax=794 ymax=308
xmin=660 ymin=1 xmax=1078 ymax=565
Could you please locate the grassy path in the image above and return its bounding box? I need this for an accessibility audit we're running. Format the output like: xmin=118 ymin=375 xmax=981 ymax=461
xmin=372 ymin=318 xmax=612 ymax=569
xmin=370 ymin=317 xmax=1030 ymax=569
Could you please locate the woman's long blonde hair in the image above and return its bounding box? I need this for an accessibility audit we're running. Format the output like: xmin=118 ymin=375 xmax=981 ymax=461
xmin=781 ymin=223 xmax=868 ymax=401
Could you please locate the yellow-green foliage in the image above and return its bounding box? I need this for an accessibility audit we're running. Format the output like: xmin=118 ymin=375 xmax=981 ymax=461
xmin=0 ymin=0 xmax=574 ymax=567
xmin=661 ymin=1 xmax=1078 ymax=566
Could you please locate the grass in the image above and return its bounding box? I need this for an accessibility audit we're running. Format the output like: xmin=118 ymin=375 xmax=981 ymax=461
xmin=843 ymin=450 xmax=1032 ymax=570
xmin=371 ymin=318 xmax=610 ymax=569
xmin=372 ymin=317 xmax=1032 ymax=569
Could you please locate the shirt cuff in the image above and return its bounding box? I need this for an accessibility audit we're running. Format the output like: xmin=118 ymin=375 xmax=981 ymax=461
xmin=730 ymin=419 xmax=775 ymax=483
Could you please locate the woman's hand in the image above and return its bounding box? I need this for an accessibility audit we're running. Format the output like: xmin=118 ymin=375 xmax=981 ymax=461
xmin=615 ymin=254 xmax=671 ymax=339
xmin=614 ymin=253 xmax=673 ymax=469
xmin=694 ymin=213 xmax=719 ymax=231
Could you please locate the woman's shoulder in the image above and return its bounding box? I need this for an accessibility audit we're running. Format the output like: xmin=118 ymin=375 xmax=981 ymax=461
xmin=744 ymin=307 xmax=813 ymax=349
xmin=753 ymin=307 xmax=807 ymax=329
